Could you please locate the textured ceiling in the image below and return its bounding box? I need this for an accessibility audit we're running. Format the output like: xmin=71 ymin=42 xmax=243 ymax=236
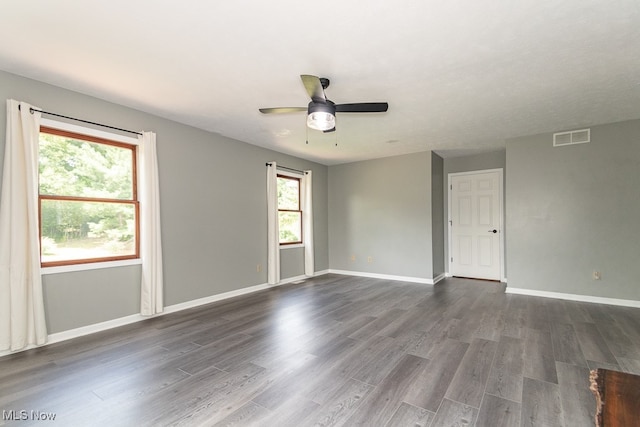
xmin=1 ymin=1 xmax=640 ymax=165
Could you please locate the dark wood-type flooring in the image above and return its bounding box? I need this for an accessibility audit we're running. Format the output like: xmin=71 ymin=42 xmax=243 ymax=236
xmin=2 ymin=275 xmax=640 ymax=426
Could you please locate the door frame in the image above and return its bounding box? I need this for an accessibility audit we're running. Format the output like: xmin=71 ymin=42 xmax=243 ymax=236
xmin=447 ymin=168 xmax=505 ymax=282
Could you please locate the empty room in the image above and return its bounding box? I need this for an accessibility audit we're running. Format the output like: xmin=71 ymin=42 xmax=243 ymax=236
xmin=1 ymin=2 xmax=639 ymax=426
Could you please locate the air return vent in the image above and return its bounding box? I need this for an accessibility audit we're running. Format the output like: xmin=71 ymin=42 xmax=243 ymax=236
xmin=553 ymin=128 xmax=590 ymax=147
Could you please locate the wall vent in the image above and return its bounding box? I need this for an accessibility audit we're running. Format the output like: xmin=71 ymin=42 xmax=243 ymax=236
xmin=553 ymin=128 xmax=590 ymax=147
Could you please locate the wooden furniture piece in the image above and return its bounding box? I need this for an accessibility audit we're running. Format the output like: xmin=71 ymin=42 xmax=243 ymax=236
xmin=590 ymin=368 xmax=640 ymax=427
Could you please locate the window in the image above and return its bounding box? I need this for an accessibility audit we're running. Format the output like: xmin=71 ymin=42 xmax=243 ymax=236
xmin=38 ymin=126 xmax=139 ymax=267
xmin=277 ymin=174 xmax=302 ymax=245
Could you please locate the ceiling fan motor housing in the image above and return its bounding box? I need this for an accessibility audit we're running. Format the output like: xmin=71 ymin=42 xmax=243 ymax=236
xmin=308 ymin=100 xmax=335 ymax=115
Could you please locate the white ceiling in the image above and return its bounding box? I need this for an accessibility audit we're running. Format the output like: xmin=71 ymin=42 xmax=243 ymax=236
xmin=1 ymin=1 xmax=640 ymax=165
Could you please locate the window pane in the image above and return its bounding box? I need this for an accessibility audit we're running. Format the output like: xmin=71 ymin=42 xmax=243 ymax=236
xmin=277 ymin=177 xmax=299 ymax=210
xmin=39 ymin=132 xmax=134 ymax=200
xmin=41 ymin=199 xmax=136 ymax=263
xmin=279 ymin=211 xmax=301 ymax=243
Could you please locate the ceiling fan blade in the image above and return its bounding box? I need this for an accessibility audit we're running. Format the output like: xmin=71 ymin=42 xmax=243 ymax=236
xmin=259 ymin=107 xmax=307 ymax=114
xmin=335 ymin=102 xmax=389 ymax=113
xmin=300 ymin=75 xmax=326 ymax=102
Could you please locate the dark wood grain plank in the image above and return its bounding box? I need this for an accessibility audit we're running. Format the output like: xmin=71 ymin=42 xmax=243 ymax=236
xmin=556 ymin=362 xmax=595 ymax=427
xmin=212 ymin=401 xmax=269 ymax=427
xmin=595 ymin=317 xmax=640 ymax=359
xmin=521 ymin=377 xmax=564 ymax=427
xmin=340 ymin=354 xmax=430 ymax=426
xmin=177 ymin=333 xmax=255 ymax=374
xmin=384 ymin=402 xmax=434 ymax=427
xmin=447 ymin=296 xmax=490 ymax=343
xmin=573 ymin=321 xmax=618 ymax=365
xmin=617 ymin=357 xmax=640 ymax=375
xmin=523 ymin=327 xmax=558 ymax=384
xmin=485 ymin=335 xmax=525 ymax=402
xmin=501 ymin=294 xmax=528 ymax=338
xmin=398 ymin=316 xmax=459 ymax=360
xmin=150 ymin=363 xmax=269 ymax=426
xmin=378 ymin=306 xmax=434 ymax=338
xmin=444 ymin=338 xmax=498 ymax=408
xmin=253 ymin=329 xmax=369 ymax=410
xmin=609 ymin=312 xmax=640 ymax=358
xmin=348 ymin=308 xmax=407 ymax=340
xmin=350 ymin=335 xmax=407 ymax=386
xmin=546 ymin=299 xmax=572 ymax=324
xmin=92 ymin=363 xmax=190 ymax=402
xmin=428 ymin=398 xmax=478 ymax=427
xmin=305 ymin=378 xmax=373 ymax=426
xmin=247 ymin=396 xmax=319 ymax=427
xmin=565 ymin=301 xmax=594 ymax=323
xmin=550 ymin=323 xmax=588 ymax=367
xmin=403 ymin=338 xmax=469 ymax=412
xmin=476 ymin=394 xmax=522 ymax=427
xmin=472 ymin=309 xmax=505 ymax=342
xmin=524 ymin=297 xmax=550 ymax=331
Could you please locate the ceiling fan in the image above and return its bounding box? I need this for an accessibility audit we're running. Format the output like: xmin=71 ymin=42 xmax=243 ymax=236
xmin=259 ymin=74 xmax=388 ymax=133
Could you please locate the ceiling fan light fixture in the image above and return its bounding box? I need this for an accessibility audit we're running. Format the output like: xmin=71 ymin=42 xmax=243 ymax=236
xmin=307 ymin=101 xmax=336 ymax=131
xmin=307 ymin=111 xmax=335 ymax=131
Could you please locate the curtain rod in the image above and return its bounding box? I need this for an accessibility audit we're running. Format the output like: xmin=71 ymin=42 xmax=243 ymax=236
xmin=19 ymin=105 xmax=143 ymax=136
xmin=265 ymin=162 xmax=308 ymax=175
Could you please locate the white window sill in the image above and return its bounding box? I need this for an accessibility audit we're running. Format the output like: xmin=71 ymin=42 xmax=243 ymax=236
xmin=280 ymin=243 xmax=304 ymax=250
xmin=41 ymin=258 xmax=142 ymax=275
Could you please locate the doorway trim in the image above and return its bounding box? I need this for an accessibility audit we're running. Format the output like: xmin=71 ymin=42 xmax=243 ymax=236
xmin=447 ymin=168 xmax=505 ymax=282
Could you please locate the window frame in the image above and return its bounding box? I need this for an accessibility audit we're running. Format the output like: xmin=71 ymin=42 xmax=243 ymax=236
xmin=277 ymin=173 xmax=303 ymax=246
xmin=38 ymin=119 xmax=141 ymax=270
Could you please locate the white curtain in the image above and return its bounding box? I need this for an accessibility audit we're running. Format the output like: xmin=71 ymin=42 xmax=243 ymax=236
xmin=0 ymin=100 xmax=48 ymax=351
xmin=266 ymin=162 xmax=280 ymax=284
xmin=139 ymin=131 xmax=164 ymax=315
xmin=301 ymin=171 xmax=314 ymax=276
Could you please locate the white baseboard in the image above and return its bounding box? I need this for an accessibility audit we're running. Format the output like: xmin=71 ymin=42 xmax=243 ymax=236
xmin=506 ymin=287 xmax=640 ymax=308
xmin=162 ymin=282 xmax=273 ymax=315
xmin=433 ymin=273 xmax=446 ymax=284
xmin=445 ymin=272 xmax=507 ymax=284
xmin=162 ymin=273 xmax=326 ymax=315
xmin=329 ymin=269 xmax=441 ymax=285
xmin=1 ymin=270 xmax=330 ymax=359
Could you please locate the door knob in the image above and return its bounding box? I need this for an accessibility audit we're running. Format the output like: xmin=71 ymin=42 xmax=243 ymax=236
xmin=488 ymin=229 xmax=497 ymax=233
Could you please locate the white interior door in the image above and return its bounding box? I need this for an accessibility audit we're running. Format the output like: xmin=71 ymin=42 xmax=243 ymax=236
xmin=449 ymin=170 xmax=502 ymax=281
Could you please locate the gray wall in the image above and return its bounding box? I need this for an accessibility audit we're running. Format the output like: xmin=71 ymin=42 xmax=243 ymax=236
xmin=443 ymin=150 xmax=506 ymax=176
xmin=431 ymin=153 xmax=445 ymax=277
xmin=442 ymin=150 xmax=506 ymax=276
xmin=0 ymin=70 xmax=329 ymax=334
xmin=328 ymin=152 xmax=434 ymax=279
xmin=506 ymin=120 xmax=640 ymax=300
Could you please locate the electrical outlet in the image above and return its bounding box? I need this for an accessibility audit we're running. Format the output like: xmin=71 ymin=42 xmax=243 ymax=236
xmin=593 ymin=271 xmax=601 ymax=280
xmin=367 ymin=256 xmax=373 ymax=263
xmin=257 ymin=264 xmax=262 ymax=273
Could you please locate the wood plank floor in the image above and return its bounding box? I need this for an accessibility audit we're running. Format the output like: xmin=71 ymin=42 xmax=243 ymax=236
xmin=1 ymin=275 xmax=640 ymax=426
